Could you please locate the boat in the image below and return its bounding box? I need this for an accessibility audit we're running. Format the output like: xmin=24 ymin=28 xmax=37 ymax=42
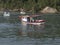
xmin=19 ymin=15 xmax=45 ymax=25
xmin=3 ymin=12 xmax=10 ymax=16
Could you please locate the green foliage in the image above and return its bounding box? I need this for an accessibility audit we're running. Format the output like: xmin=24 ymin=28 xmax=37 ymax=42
xmin=0 ymin=0 xmax=60 ymax=12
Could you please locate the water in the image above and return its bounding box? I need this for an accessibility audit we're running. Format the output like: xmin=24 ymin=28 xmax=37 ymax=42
xmin=0 ymin=13 xmax=60 ymax=45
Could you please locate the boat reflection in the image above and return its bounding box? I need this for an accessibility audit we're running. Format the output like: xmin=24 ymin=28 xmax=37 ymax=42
xmin=18 ymin=24 xmax=45 ymax=38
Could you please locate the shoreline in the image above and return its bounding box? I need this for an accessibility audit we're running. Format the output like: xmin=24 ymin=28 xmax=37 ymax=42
xmin=0 ymin=8 xmax=60 ymax=14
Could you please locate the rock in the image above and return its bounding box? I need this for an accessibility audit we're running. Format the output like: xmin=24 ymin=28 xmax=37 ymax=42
xmin=40 ymin=6 xmax=58 ymax=13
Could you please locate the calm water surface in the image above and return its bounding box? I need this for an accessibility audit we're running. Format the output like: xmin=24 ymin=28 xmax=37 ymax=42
xmin=0 ymin=13 xmax=60 ymax=45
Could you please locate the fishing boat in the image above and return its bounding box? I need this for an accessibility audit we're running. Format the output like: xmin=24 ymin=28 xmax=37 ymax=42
xmin=19 ymin=15 xmax=45 ymax=25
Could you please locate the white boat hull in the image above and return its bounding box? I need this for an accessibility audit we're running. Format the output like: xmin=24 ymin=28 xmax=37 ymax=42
xmin=22 ymin=21 xmax=45 ymax=25
xmin=27 ymin=22 xmax=45 ymax=25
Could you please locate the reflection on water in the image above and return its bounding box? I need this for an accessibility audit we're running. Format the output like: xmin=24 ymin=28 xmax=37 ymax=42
xmin=19 ymin=24 xmax=45 ymax=37
xmin=0 ymin=13 xmax=60 ymax=45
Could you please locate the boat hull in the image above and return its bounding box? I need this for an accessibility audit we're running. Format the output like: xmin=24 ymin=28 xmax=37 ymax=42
xmin=21 ymin=21 xmax=45 ymax=25
xmin=27 ymin=22 xmax=45 ymax=25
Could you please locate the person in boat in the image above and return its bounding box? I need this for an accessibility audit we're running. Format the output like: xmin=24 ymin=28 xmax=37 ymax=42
xmin=27 ymin=17 xmax=35 ymax=22
xmin=21 ymin=16 xmax=35 ymax=22
xmin=30 ymin=17 xmax=35 ymax=22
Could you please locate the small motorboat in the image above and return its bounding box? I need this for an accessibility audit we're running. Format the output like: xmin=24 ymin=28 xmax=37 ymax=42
xmin=19 ymin=15 xmax=45 ymax=25
xmin=3 ymin=12 xmax=10 ymax=16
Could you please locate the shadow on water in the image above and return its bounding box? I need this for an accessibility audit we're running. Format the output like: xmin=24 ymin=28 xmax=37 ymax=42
xmin=0 ymin=13 xmax=60 ymax=45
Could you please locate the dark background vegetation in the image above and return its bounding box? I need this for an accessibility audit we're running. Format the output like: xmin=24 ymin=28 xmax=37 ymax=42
xmin=0 ymin=0 xmax=60 ymax=12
